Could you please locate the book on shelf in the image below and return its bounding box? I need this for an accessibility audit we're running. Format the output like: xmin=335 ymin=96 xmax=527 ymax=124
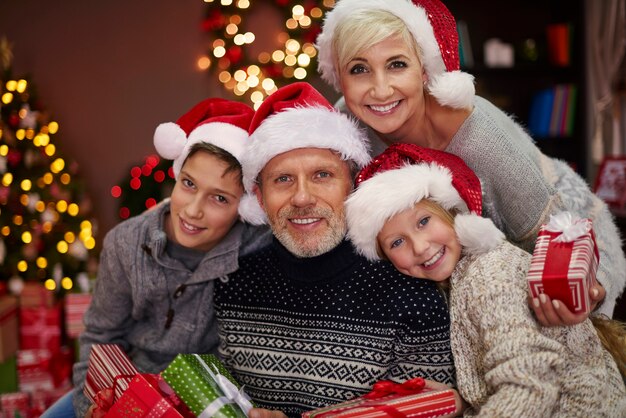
xmin=528 ymin=84 xmax=577 ymax=138
xmin=457 ymin=20 xmax=474 ymax=69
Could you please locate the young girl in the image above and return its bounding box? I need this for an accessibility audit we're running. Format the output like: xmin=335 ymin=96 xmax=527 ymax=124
xmin=345 ymin=143 xmax=626 ymax=417
xmin=42 ymin=98 xmax=271 ymax=418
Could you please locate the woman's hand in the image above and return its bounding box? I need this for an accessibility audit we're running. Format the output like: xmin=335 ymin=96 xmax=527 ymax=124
xmin=530 ymin=281 xmax=605 ymax=326
xmin=248 ymin=408 xmax=288 ymax=418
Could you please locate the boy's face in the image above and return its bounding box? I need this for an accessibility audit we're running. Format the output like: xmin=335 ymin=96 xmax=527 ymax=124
xmin=377 ymin=201 xmax=461 ymax=282
xmin=255 ymin=147 xmax=353 ymax=258
xmin=167 ymin=151 xmax=243 ymax=252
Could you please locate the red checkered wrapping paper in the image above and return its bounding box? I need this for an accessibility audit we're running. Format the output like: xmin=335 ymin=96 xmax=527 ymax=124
xmin=302 ymin=379 xmax=457 ymax=418
xmin=65 ymin=293 xmax=92 ymax=338
xmin=527 ymin=213 xmax=599 ymax=314
xmin=104 ymin=374 xmax=195 ymax=418
xmin=85 ymin=344 xmax=139 ymax=405
xmin=19 ymin=302 xmax=62 ymax=351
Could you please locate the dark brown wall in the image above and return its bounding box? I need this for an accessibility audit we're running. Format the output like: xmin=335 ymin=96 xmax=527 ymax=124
xmin=0 ymin=0 xmax=220 ymax=237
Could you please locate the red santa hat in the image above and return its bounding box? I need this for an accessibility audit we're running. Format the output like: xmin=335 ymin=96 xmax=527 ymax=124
xmin=153 ymin=98 xmax=254 ymax=178
xmin=346 ymin=143 xmax=504 ymax=261
xmin=316 ymin=0 xmax=475 ymax=109
xmin=238 ymin=82 xmax=371 ymax=225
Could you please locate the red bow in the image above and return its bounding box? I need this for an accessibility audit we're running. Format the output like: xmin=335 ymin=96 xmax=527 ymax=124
xmin=363 ymin=378 xmax=426 ymax=400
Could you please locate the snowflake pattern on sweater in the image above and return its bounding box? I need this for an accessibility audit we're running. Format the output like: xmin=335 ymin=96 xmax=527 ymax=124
xmin=215 ymin=239 xmax=455 ymax=418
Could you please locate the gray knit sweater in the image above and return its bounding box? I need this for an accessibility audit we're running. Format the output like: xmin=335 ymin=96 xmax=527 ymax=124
xmin=336 ymin=95 xmax=626 ymax=316
xmin=450 ymin=242 xmax=626 ymax=417
xmin=71 ymin=201 xmax=271 ymax=415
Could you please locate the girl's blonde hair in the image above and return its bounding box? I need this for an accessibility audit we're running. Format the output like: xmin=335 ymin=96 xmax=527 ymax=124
xmin=332 ymin=8 xmax=422 ymax=77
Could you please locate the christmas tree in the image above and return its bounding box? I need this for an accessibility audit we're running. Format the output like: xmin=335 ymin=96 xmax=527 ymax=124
xmin=0 ymin=37 xmax=98 ymax=295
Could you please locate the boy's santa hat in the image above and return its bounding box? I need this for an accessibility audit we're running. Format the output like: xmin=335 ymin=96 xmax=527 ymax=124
xmin=346 ymin=143 xmax=504 ymax=261
xmin=316 ymin=0 xmax=475 ymax=109
xmin=153 ymin=98 xmax=254 ymax=178
xmin=238 ymin=81 xmax=371 ymax=225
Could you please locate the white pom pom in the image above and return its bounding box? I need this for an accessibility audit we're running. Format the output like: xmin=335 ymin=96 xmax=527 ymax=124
xmin=455 ymin=213 xmax=504 ymax=255
xmin=428 ymin=71 xmax=475 ymax=109
xmin=154 ymin=122 xmax=187 ymax=160
xmin=238 ymin=193 xmax=268 ymax=225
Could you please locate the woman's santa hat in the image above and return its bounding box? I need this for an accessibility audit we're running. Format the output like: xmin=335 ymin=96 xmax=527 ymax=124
xmin=238 ymin=81 xmax=371 ymax=225
xmin=316 ymin=0 xmax=475 ymax=109
xmin=346 ymin=143 xmax=504 ymax=261
xmin=153 ymin=97 xmax=254 ymax=178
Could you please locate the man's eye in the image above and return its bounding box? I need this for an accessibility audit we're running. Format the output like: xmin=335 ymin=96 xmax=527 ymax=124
xmin=317 ymin=171 xmax=331 ymax=179
xmin=216 ymin=195 xmax=227 ymax=203
xmin=182 ymin=178 xmax=194 ymax=188
xmin=276 ymin=175 xmax=290 ymax=183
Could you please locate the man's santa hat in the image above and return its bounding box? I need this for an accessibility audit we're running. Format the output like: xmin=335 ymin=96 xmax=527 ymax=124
xmin=316 ymin=0 xmax=475 ymax=109
xmin=153 ymin=97 xmax=254 ymax=178
xmin=346 ymin=143 xmax=504 ymax=261
xmin=238 ymin=81 xmax=371 ymax=225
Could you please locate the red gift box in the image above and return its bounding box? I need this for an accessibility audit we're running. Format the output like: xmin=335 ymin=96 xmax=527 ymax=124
xmin=65 ymin=293 xmax=92 ymax=338
xmin=527 ymin=213 xmax=598 ymax=314
xmin=104 ymin=374 xmax=194 ymax=418
xmin=0 ymin=295 xmax=18 ymax=362
xmin=0 ymin=392 xmax=30 ymax=418
xmin=19 ymin=302 xmax=62 ymax=351
xmin=17 ymin=347 xmax=73 ymax=394
xmin=85 ymin=344 xmax=139 ymax=405
xmin=19 ymin=282 xmax=56 ymax=308
xmin=302 ymin=379 xmax=457 ymax=418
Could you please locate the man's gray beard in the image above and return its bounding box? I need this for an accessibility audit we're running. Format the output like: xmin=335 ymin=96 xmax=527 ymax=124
xmin=269 ymin=207 xmax=347 ymax=258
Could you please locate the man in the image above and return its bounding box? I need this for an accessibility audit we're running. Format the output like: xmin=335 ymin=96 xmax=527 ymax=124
xmin=215 ymin=82 xmax=456 ymax=418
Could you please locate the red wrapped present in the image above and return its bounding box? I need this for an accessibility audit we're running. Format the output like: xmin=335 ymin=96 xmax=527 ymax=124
xmin=104 ymin=374 xmax=195 ymax=418
xmin=527 ymin=212 xmax=599 ymax=314
xmin=19 ymin=282 xmax=56 ymax=308
xmin=302 ymin=379 xmax=457 ymax=418
xmin=0 ymin=296 xmax=18 ymax=362
xmin=17 ymin=347 xmax=73 ymax=394
xmin=65 ymin=293 xmax=92 ymax=338
xmin=0 ymin=392 xmax=30 ymax=418
xmin=85 ymin=344 xmax=139 ymax=405
xmin=19 ymin=302 xmax=62 ymax=351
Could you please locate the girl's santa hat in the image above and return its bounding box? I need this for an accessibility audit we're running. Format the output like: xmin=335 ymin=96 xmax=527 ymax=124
xmin=238 ymin=81 xmax=371 ymax=225
xmin=153 ymin=98 xmax=254 ymax=178
xmin=346 ymin=143 xmax=504 ymax=261
xmin=316 ymin=0 xmax=475 ymax=109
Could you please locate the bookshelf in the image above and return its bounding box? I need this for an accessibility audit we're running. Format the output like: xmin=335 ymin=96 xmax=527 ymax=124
xmin=445 ymin=0 xmax=587 ymax=177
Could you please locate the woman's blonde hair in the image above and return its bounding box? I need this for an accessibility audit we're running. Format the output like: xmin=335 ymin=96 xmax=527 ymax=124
xmin=332 ymin=8 xmax=422 ymax=76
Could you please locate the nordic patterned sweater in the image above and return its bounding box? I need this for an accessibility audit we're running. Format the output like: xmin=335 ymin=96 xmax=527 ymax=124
xmin=450 ymin=241 xmax=626 ymax=417
xmin=337 ymin=95 xmax=626 ymax=316
xmin=215 ymin=238 xmax=455 ymax=418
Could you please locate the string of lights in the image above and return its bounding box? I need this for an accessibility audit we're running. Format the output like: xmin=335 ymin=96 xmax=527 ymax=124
xmin=199 ymin=0 xmax=335 ymax=108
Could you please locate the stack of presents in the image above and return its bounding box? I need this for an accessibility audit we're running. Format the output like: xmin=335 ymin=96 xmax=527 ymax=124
xmin=0 ymin=284 xmax=92 ymax=417
xmin=0 ymin=212 xmax=597 ymax=417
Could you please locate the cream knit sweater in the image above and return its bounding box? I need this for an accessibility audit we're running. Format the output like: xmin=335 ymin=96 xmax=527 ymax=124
xmin=449 ymin=242 xmax=626 ymax=417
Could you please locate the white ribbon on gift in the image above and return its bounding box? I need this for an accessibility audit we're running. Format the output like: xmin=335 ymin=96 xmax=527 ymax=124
xmin=193 ymin=354 xmax=253 ymax=418
xmin=544 ymin=211 xmax=591 ymax=243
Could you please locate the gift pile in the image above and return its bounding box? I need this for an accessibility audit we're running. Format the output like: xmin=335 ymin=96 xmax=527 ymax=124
xmin=85 ymin=344 xmax=252 ymax=418
xmin=527 ymin=212 xmax=599 ymax=314
xmin=0 ymin=282 xmax=93 ymax=418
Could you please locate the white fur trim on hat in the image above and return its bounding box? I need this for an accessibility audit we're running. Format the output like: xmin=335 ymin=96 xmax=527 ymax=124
xmin=346 ymin=162 xmax=502 ymax=260
xmin=238 ymin=192 xmax=267 ymax=225
xmin=241 ymin=106 xmax=371 ymax=194
xmin=316 ymin=0 xmax=475 ymax=109
xmin=454 ymin=213 xmax=505 ymax=256
xmin=154 ymin=122 xmax=248 ymax=178
xmin=428 ymin=71 xmax=475 ymax=109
